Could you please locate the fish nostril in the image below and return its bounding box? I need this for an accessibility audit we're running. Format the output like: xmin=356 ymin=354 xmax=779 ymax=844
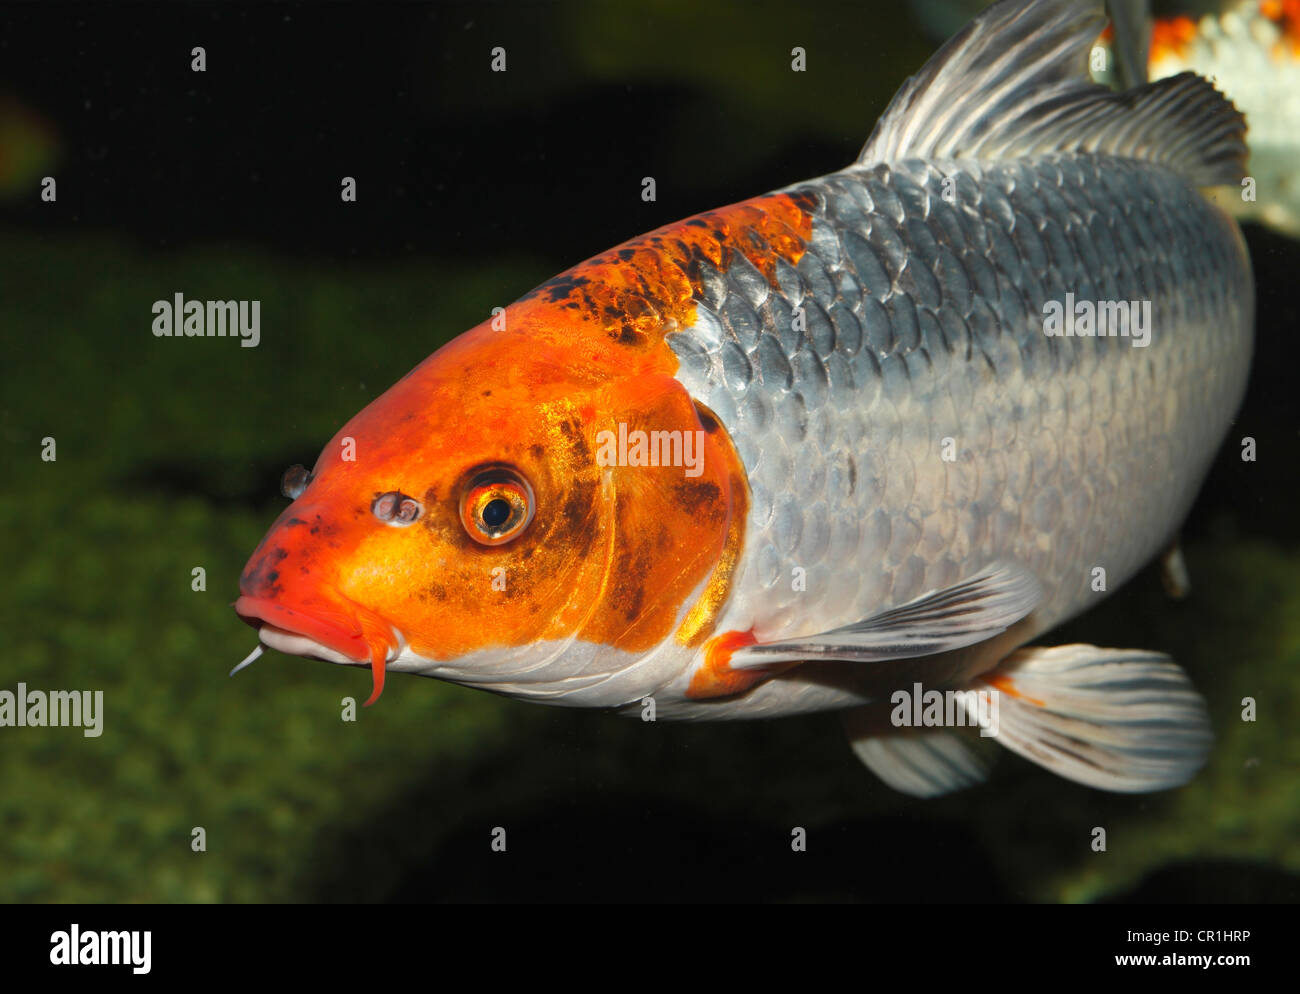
xmin=281 ymin=464 xmax=313 ymax=499
xmin=372 ymin=491 xmax=422 ymax=525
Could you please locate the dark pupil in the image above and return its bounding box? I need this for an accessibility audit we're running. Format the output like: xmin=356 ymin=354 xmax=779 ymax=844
xmin=482 ymin=498 xmax=512 ymax=530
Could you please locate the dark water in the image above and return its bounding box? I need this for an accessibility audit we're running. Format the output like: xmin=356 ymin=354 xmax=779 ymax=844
xmin=0 ymin=0 xmax=1296 ymax=903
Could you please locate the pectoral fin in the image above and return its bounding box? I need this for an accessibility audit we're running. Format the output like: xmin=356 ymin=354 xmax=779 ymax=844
xmin=727 ymin=561 xmax=1041 ymax=669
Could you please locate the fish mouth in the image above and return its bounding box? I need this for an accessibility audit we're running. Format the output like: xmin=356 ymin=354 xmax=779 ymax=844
xmin=234 ymin=594 xmax=395 ymax=704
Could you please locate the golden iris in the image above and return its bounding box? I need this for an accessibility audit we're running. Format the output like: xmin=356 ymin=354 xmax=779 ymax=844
xmin=461 ymin=469 xmax=534 ymax=545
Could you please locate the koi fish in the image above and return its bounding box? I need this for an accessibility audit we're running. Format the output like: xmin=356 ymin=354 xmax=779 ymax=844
xmin=234 ymin=0 xmax=1253 ymax=796
xmin=1140 ymin=0 xmax=1300 ymax=236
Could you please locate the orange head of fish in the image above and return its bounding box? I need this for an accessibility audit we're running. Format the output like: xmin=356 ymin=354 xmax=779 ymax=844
xmin=234 ymin=292 xmax=749 ymax=706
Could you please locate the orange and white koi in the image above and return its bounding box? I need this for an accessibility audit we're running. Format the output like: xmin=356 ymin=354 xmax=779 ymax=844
xmin=233 ymin=0 xmax=1251 ymax=796
xmin=1141 ymin=0 xmax=1300 ymax=235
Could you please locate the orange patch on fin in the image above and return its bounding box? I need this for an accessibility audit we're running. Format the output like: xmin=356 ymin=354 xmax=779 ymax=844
xmin=981 ymin=673 xmax=1046 ymax=708
xmin=687 ymin=628 xmax=767 ymax=699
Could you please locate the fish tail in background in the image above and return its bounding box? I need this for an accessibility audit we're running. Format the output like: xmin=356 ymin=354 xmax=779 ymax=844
xmin=860 ymin=0 xmax=1248 ymax=188
xmin=1144 ymin=0 xmax=1300 ymax=237
xmin=972 ymin=646 xmax=1212 ymax=792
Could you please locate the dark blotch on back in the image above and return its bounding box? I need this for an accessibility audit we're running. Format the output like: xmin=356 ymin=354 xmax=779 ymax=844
xmin=523 ymin=272 xmax=593 ymax=305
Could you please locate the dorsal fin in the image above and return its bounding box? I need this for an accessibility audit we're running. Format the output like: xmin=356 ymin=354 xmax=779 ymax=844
xmin=859 ymin=0 xmax=1247 ymax=187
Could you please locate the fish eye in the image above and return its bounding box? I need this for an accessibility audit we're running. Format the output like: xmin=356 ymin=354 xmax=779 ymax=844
xmin=372 ymin=491 xmax=422 ymax=526
xmin=461 ymin=468 xmax=534 ymax=546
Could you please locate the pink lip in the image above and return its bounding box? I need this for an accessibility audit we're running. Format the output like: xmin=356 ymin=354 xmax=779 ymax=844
xmin=234 ymin=595 xmax=368 ymax=662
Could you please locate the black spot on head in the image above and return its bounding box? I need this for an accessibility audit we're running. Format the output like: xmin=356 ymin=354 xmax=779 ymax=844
xmin=672 ymin=479 xmax=722 ymax=519
xmin=695 ymin=404 xmax=722 ymax=435
xmin=525 ymin=273 xmax=592 ymax=305
xmin=241 ymin=545 xmax=289 ymax=596
xmin=655 ymin=526 xmax=674 ymax=553
xmin=558 ymin=420 xmax=592 ymax=462
xmin=284 ymin=517 xmax=307 ymax=528
xmin=558 ymin=478 xmax=599 ymax=560
xmin=614 ymin=545 xmax=653 ymax=622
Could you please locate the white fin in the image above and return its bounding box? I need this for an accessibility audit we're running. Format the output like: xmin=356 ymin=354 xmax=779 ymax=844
xmin=975 ymin=644 xmax=1212 ymax=792
xmin=729 ymin=561 xmax=1040 ymax=668
xmin=859 ymin=0 xmax=1247 ymax=186
xmin=843 ymin=707 xmax=988 ymax=797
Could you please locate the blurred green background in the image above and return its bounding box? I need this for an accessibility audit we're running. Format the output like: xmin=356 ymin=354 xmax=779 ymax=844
xmin=0 ymin=0 xmax=1297 ymax=903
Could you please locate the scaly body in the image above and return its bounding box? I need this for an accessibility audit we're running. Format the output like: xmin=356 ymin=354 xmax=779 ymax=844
xmin=234 ymin=0 xmax=1254 ymax=794
xmin=650 ymin=154 xmax=1251 ymax=717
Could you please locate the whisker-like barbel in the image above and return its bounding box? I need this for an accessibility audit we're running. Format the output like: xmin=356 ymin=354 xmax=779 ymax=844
xmin=229 ymin=644 xmax=264 ymax=677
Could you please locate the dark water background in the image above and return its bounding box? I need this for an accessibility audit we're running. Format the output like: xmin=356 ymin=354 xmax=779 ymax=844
xmin=0 ymin=0 xmax=1296 ymax=902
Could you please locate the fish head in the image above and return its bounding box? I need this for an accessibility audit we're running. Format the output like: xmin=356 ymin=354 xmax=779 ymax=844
xmin=235 ymin=303 xmax=748 ymax=706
